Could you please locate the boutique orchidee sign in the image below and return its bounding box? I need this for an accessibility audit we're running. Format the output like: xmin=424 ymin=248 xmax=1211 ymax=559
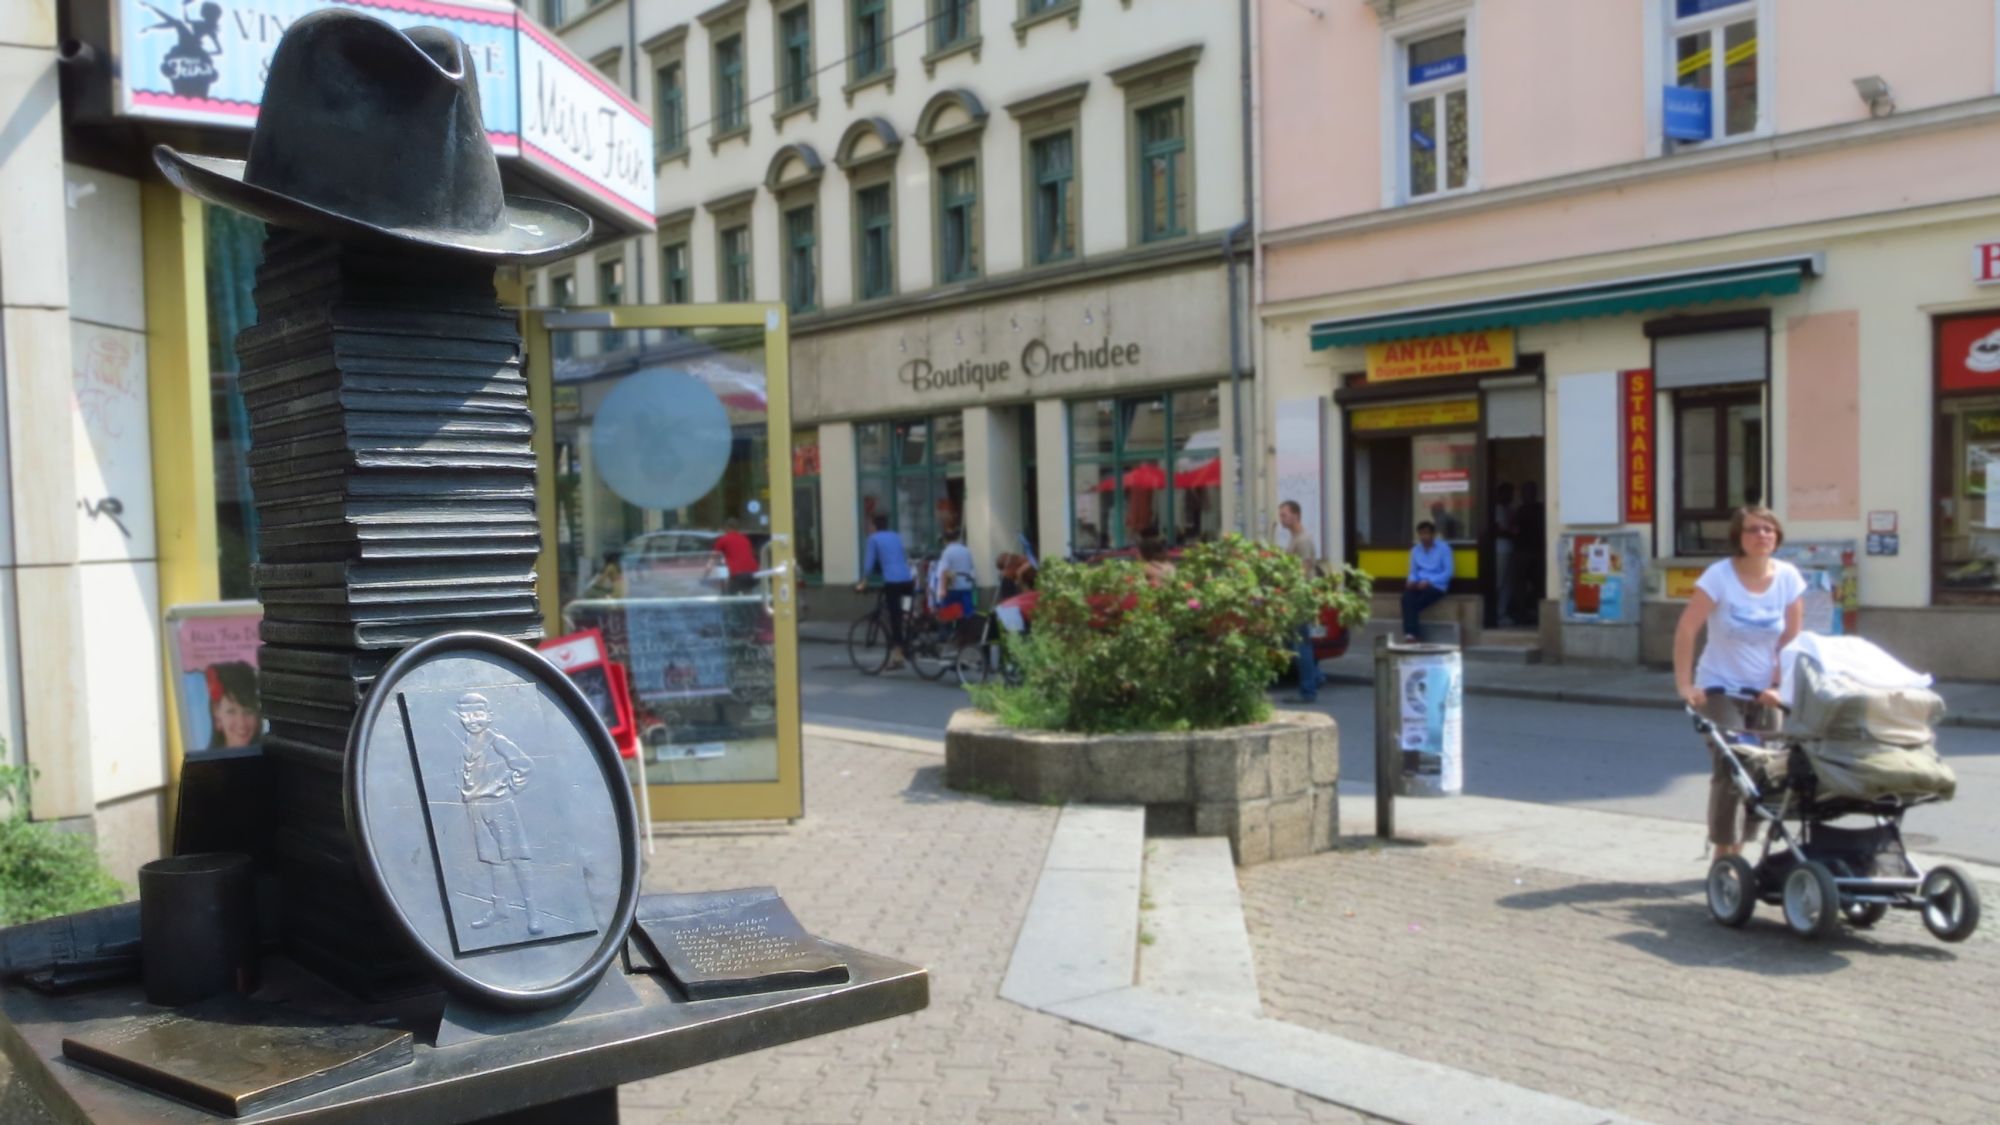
xmin=1364 ymin=329 xmax=1515 ymax=383
xmin=114 ymin=0 xmax=655 ymax=230
xmin=898 ymin=338 xmax=1144 ymax=395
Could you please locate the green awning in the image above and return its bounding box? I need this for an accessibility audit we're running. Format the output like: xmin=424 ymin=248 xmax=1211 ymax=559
xmin=1308 ymin=254 xmax=1822 ymax=351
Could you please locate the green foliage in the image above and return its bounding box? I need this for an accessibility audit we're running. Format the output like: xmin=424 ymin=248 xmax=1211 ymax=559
xmin=970 ymin=535 xmax=1373 ymax=734
xmin=0 ymin=764 xmax=126 ymax=926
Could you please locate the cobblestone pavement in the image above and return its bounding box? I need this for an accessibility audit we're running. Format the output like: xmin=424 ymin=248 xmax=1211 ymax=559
xmin=618 ymin=736 xmax=1373 ymax=1125
xmin=1241 ymin=839 xmax=2000 ymax=1125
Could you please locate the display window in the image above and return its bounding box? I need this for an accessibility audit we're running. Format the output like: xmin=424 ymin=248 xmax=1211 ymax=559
xmin=1936 ymin=311 xmax=2000 ymax=600
xmin=1067 ymin=388 xmax=1222 ymax=553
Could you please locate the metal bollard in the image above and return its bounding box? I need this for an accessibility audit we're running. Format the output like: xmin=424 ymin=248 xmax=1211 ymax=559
xmin=1372 ymin=637 xmax=1465 ymax=839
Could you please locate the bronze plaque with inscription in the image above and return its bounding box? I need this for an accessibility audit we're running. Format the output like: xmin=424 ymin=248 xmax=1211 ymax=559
xmin=632 ymin=888 xmax=850 ymax=1000
xmin=60 ymin=995 xmax=413 ymax=1117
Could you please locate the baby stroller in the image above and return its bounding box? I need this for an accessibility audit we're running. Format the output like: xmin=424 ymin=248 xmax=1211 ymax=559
xmin=1695 ymin=638 xmax=1980 ymax=942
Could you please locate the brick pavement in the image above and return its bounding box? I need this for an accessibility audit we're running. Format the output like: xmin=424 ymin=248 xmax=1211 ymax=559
xmin=1240 ymin=838 xmax=2000 ymax=1125
xmin=0 ymin=737 xmax=1371 ymax=1124
xmin=617 ymin=736 xmax=1373 ymax=1124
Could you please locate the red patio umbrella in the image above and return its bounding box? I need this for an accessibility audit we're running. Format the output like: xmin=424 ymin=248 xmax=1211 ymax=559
xmin=1174 ymin=459 xmax=1221 ymax=489
xmin=1088 ymin=462 xmax=1168 ymax=492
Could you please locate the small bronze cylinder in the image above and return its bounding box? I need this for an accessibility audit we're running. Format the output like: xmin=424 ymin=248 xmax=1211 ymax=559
xmin=138 ymin=852 xmax=256 ymax=1007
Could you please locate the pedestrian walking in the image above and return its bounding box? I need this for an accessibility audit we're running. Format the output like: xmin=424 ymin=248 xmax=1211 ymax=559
xmin=1402 ymin=521 xmax=1454 ymax=641
xmin=1278 ymin=500 xmax=1322 ymax=703
xmin=855 ymin=514 xmax=914 ymax=669
xmin=713 ymin=518 xmax=759 ymax=595
xmin=1672 ymin=505 xmax=1805 ymax=859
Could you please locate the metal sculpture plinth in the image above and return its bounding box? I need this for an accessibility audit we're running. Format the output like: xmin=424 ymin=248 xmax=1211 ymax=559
xmin=1 ymin=947 xmax=926 ymax=1124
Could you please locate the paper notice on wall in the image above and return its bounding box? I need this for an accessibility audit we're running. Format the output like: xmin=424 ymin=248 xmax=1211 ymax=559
xmin=1396 ymin=653 xmax=1463 ymax=797
xmin=1416 ymin=469 xmax=1470 ymax=495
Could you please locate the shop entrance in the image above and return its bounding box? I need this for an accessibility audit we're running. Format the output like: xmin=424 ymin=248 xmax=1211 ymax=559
xmin=1348 ymin=398 xmax=1481 ymax=594
xmin=1344 ymin=389 xmax=1546 ymax=633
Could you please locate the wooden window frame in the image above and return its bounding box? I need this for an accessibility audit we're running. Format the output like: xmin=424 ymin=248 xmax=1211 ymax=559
xmin=1670 ymin=385 xmax=1764 ymax=557
xmin=783 ymin=202 xmax=819 ymax=314
xmin=1007 ymin=81 xmax=1086 ymax=267
xmin=846 ymin=0 xmax=895 ymax=99
xmin=935 ymin=151 xmax=982 ymax=284
xmin=1112 ymin=46 xmax=1200 ymax=247
xmin=773 ymin=0 xmax=819 ymax=125
xmin=854 ymin=179 xmax=897 ymax=301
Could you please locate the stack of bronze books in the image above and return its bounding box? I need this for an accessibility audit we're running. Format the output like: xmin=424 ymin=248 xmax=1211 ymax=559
xmin=240 ymin=228 xmax=541 ymax=996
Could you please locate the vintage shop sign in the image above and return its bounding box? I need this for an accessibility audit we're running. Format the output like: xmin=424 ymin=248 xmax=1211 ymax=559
xmin=898 ymin=338 xmax=1143 ymax=395
xmin=1364 ymin=329 xmax=1515 ymax=383
xmin=114 ymin=0 xmax=654 ymax=231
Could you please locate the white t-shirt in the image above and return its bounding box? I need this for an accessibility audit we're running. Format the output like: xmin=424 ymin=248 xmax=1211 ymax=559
xmin=938 ymin=542 xmax=977 ymax=591
xmin=1694 ymin=558 xmax=1806 ymax=694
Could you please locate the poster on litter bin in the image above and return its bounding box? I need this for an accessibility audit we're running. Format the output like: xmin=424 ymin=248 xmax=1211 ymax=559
xmin=1397 ymin=651 xmax=1463 ymax=796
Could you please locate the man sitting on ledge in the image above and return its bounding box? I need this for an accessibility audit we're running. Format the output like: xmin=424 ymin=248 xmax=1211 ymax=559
xmin=1402 ymin=521 xmax=1454 ymax=642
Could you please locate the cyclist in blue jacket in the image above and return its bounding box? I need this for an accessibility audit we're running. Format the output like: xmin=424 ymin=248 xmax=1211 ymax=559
xmin=855 ymin=514 xmax=915 ymax=669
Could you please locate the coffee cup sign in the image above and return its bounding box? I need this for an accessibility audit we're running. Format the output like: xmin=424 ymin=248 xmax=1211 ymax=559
xmin=898 ymin=338 xmax=1143 ymax=396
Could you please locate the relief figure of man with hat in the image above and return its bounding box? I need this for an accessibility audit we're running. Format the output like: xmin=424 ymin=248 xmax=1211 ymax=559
xmin=454 ymin=692 xmax=543 ymax=936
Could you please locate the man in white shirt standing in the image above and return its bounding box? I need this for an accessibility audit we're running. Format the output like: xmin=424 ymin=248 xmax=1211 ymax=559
xmin=936 ymin=528 xmax=978 ymax=622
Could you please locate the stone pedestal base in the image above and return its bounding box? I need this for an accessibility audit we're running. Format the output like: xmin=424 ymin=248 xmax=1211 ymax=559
xmin=944 ymin=710 xmax=1339 ymax=866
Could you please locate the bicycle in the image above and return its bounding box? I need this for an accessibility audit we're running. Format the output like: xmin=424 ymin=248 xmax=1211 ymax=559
xmin=846 ymin=586 xmax=902 ymax=675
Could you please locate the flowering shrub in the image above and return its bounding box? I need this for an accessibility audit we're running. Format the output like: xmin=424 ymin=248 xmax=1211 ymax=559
xmin=971 ymin=535 xmax=1372 ymax=733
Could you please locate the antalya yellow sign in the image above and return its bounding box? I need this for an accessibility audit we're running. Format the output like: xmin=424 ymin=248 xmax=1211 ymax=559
xmin=1366 ymin=329 xmax=1516 ymax=382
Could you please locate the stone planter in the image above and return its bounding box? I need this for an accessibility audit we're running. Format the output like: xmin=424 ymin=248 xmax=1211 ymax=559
xmin=943 ymin=709 xmax=1339 ymax=866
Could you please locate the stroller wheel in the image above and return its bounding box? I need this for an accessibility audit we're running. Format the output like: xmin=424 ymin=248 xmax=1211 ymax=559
xmin=1782 ymin=862 xmax=1841 ymax=939
xmin=1706 ymin=856 xmax=1757 ymax=928
xmin=1842 ymin=902 xmax=1889 ymax=928
xmin=1920 ymin=865 xmax=1982 ymax=943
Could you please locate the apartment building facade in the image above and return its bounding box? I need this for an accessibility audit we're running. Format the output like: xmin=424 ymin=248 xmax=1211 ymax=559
xmin=533 ymin=0 xmax=1252 ymax=604
xmin=1258 ymin=0 xmax=2000 ymax=676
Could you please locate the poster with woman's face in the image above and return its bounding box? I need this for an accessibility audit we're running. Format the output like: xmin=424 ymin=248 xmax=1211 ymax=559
xmin=174 ymin=609 xmax=264 ymax=754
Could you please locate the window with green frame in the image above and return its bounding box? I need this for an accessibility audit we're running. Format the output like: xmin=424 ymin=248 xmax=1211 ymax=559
xmin=784 ymin=204 xmax=817 ymax=313
xmin=655 ymin=60 xmax=685 ymax=154
xmin=1070 ymin=388 xmax=1223 ymax=552
xmin=720 ymin=224 xmax=752 ymax=301
xmin=1137 ymin=99 xmax=1188 ymax=242
xmin=661 ymin=240 xmax=689 ymax=303
xmin=932 ymin=0 xmax=974 ymax=50
xmin=856 ymin=415 xmax=966 ymax=566
xmin=856 ymin=183 xmax=894 ymax=299
xmin=1030 ymin=130 xmax=1076 ymax=264
xmin=779 ymin=5 xmax=814 ymax=109
xmin=852 ymin=0 xmax=888 ymax=79
xmin=596 ymin=256 xmax=624 ymax=352
xmin=715 ymin=35 xmax=746 ymax=132
xmin=550 ymin=271 xmax=576 ymax=359
xmin=937 ymin=159 xmax=980 ymax=282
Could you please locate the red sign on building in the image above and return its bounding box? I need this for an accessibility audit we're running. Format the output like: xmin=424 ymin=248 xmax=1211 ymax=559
xmin=1622 ymin=369 xmax=1654 ymax=523
xmin=1938 ymin=312 xmax=2000 ymax=392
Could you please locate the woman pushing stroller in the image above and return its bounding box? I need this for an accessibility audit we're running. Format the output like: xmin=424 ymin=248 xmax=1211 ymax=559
xmin=1672 ymin=505 xmax=1805 ymax=860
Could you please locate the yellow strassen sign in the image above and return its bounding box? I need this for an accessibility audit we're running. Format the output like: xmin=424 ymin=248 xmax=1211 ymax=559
xmin=1365 ymin=329 xmax=1516 ymax=382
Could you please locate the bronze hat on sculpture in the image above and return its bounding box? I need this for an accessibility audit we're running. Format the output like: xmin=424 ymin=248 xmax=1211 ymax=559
xmin=154 ymin=8 xmax=590 ymax=262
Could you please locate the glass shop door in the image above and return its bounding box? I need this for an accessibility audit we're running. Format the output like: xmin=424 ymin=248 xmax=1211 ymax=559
xmin=523 ymin=304 xmax=801 ymax=822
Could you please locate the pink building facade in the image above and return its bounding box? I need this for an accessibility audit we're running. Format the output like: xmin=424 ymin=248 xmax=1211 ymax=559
xmin=1256 ymin=0 xmax=2000 ymax=676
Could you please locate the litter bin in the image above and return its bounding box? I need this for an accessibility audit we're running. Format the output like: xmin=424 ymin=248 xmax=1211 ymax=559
xmin=1372 ymin=639 xmax=1463 ymax=837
